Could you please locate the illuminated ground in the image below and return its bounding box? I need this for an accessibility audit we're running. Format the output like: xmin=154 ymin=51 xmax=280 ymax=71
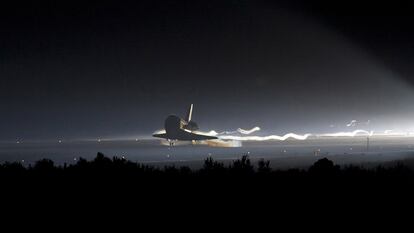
xmin=1 ymin=136 xmax=414 ymax=169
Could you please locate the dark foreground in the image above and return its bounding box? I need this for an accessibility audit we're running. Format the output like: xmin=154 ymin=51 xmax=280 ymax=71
xmin=2 ymin=152 xmax=414 ymax=193
xmin=2 ymin=152 xmax=414 ymax=221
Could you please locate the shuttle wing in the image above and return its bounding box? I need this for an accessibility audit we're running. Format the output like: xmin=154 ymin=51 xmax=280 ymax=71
xmin=153 ymin=129 xmax=217 ymax=141
xmin=153 ymin=132 xmax=168 ymax=139
xmin=171 ymin=129 xmax=217 ymax=140
xmin=183 ymin=131 xmax=218 ymax=140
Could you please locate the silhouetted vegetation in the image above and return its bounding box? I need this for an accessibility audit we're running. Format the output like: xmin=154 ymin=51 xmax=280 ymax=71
xmin=2 ymin=152 xmax=414 ymax=211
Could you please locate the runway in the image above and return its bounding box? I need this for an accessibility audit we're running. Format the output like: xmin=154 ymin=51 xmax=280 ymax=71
xmin=1 ymin=136 xmax=414 ymax=169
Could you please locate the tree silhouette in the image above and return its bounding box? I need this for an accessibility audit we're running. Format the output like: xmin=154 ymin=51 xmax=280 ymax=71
xmin=201 ymin=157 xmax=226 ymax=175
xmin=230 ymin=155 xmax=254 ymax=175
xmin=33 ymin=159 xmax=56 ymax=172
xmin=257 ymin=159 xmax=271 ymax=173
xmin=0 ymin=152 xmax=413 ymax=189
xmin=309 ymin=158 xmax=340 ymax=175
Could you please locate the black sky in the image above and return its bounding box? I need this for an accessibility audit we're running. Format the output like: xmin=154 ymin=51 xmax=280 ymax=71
xmin=1 ymin=0 xmax=414 ymax=140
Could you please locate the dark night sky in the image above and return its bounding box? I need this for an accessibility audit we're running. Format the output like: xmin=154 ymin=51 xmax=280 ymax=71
xmin=1 ymin=0 xmax=414 ymax=140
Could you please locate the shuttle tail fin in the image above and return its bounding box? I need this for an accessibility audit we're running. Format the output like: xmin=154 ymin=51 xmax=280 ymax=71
xmin=185 ymin=104 xmax=193 ymax=122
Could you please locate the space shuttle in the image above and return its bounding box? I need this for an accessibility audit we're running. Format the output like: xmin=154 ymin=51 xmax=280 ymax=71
xmin=153 ymin=104 xmax=218 ymax=144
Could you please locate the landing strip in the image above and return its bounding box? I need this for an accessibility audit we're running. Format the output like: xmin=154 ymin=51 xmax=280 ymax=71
xmin=1 ymin=136 xmax=414 ymax=169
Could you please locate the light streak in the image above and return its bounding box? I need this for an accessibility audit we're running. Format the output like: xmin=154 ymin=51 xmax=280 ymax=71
xmin=237 ymin=127 xmax=261 ymax=134
xmin=203 ymin=127 xmax=261 ymax=136
xmin=218 ymin=133 xmax=312 ymax=141
xmin=319 ymin=129 xmax=373 ymax=137
xmin=346 ymin=120 xmax=357 ymax=127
